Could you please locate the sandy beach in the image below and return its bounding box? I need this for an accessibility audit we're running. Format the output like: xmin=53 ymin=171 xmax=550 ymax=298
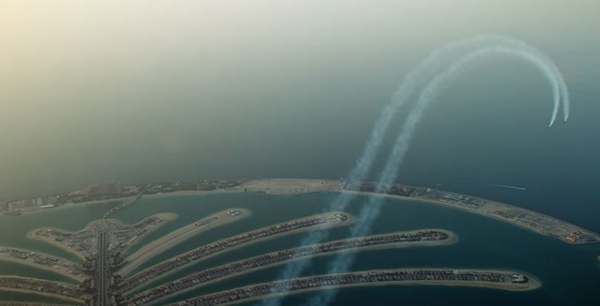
xmin=241 ymin=179 xmax=341 ymax=195
xmin=119 ymin=208 xmax=251 ymax=276
xmin=97 ymin=179 xmax=600 ymax=244
xmin=25 ymin=228 xmax=87 ymax=261
xmin=142 ymin=188 xmax=243 ymax=199
xmin=3 ymin=189 xmax=244 ymax=218
xmin=147 ymin=212 xmax=178 ymax=221
xmin=12 ymin=197 xmax=134 ymax=217
xmin=2 ymin=179 xmax=333 ymax=216
xmin=242 ymin=180 xmax=599 ymax=244
xmin=12 ymin=177 xmax=597 ymax=249
xmin=122 ymin=212 xmax=178 ymax=252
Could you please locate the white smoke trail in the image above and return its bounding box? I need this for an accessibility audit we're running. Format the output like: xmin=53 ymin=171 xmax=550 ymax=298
xmin=559 ymin=72 xmax=570 ymax=121
xmin=472 ymin=36 xmax=569 ymax=125
xmin=260 ymin=36 xmax=567 ymax=306
xmin=303 ymin=45 xmax=569 ymax=306
xmin=259 ymin=38 xmax=465 ymax=306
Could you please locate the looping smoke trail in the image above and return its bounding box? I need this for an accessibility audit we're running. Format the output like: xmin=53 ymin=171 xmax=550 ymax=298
xmin=259 ymin=36 xmax=568 ymax=306
xmin=302 ymin=45 xmax=569 ymax=306
xmin=463 ymin=35 xmax=569 ymax=125
xmin=259 ymin=39 xmax=462 ymax=306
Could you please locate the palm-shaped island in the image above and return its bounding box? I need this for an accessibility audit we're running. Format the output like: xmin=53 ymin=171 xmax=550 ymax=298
xmin=5 ymin=178 xmax=592 ymax=305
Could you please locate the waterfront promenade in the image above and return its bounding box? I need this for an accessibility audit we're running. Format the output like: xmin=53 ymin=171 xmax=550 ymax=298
xmin=165 ymin=268 xmax=540 ymax=306
xmin=118 ymin=212 xmax=354 ymax=294
xmin=125 ymin=230 xmax=455 ymax=305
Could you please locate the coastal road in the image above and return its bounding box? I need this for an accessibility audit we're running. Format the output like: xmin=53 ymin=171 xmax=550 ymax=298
xmin=97 ymin=231 xmax=109 ymax=306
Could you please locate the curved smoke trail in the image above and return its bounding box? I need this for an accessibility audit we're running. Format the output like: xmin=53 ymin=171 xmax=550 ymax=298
xmin=485 ymin=37 xmax=570 ymax=125
xmin=559 ymin=68 xmax=570 ymax=121
xmin=303 ymin=45 xmax=570 ymax=306
xmin=261 ymin=36 xmax=567 ymax=306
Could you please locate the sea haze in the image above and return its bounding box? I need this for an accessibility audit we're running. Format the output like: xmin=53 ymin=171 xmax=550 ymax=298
xmin=0 ymin=1 xmax=599 ymax=206
xmin=1 ymin=2 xmax=599 ymax=304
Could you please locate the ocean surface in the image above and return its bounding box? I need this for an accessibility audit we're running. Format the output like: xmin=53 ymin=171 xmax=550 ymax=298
xmin=1 ymin=49 xmax=600 ymax=305
xmin=0 ymin=192 xmax=599 ymax=305
xmin=3 ymin=2 xmax=600 ymax=305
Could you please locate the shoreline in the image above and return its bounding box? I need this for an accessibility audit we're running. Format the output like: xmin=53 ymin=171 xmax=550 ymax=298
xmin=25 ymin=228 xmax=87 ymax=261
xmin=0 ymin=287 xmax=84 ymax=304
xmin=241 ymin=178 xmax=600 ymax=244
xmin=149 ymin=183 xmax=600 ymax=245
xmin=119 ymin=208 xmax=251 ymax=276
xmin=121 ymin=212 xmax=179 ymax=253
xmin=139 ymin=229 xmax=458 ymax=303
xmin=0 ymin=254 xmax=84 ymax=283
xmin=167 ymin=268 xmax=540 ymax=306
xmin=142 ymin=189 xmax=243 ymax=199
xmin=26 ymin=212 xmax=179 ymax=262
xmin=342 ymin=190 xmax=579 ymax=245
xmin=122 ymin=212 xmax=356 ymax=294
xmin=7 ymin=197 xmax=133 ymax=217
xmin=212 ymin=277 xmax=537 ymax=306
xmin=7 ymin=178 xmax=599 ymax=246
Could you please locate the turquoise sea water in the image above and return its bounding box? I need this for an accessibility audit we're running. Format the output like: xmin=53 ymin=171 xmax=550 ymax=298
xmin=1 ymin=192 xmax=599 ymax=305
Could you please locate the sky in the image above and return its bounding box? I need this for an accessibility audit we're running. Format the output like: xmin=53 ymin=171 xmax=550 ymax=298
xmin=0 ymin=1 xmax=599 ymax=199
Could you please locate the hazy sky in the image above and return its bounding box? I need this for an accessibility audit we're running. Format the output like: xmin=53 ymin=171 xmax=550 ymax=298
xmin=0 ymin=1 xmax=599 ymax=198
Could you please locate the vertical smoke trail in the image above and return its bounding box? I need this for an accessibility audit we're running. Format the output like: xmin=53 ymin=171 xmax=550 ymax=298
xmin=303 ymin=45 xmax=569 ymax=306
xmin=260 ymin=36 xmax=567 ymax=306
xmin=259 ymin=39 xmax=462 ymax=306
xmin=559 ymin=73 xmax=570 ymax=121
